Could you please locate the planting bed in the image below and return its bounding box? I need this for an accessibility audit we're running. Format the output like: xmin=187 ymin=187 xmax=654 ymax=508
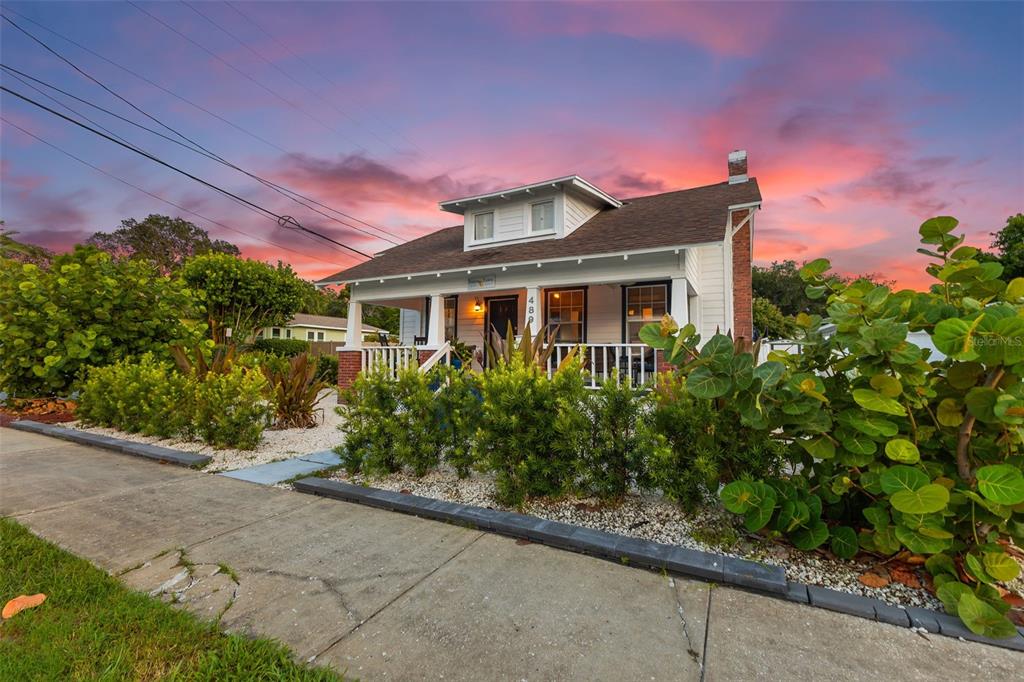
xmin=66 ymin=389 xmax=343 ymax=472
xmin=321 ymin=466 xmax=1023 ymax=616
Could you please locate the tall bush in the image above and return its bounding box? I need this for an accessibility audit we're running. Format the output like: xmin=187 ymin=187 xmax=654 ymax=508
xmin=181 ymin=254 xmax=305 ymax=344
xmin=643 ymin=216 xmax=1024 ymax=639
xmin=474 ymin=355 xmax=586 ymax=506
xmin=432 ymin=365 xmax=482 ymax=477
xmin=0 ymin=246 xmax=199 ymax=395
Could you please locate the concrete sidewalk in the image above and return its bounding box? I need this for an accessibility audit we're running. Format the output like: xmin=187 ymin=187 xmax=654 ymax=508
xmin=2 ymin=427 xmax=1019 ymax=681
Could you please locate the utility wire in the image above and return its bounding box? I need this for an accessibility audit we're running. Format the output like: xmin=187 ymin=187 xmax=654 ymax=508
xmin=0 ymin=63 xmax=404 ymax=246
xmin=125 ymin=0 xmax=371 ymax=155
xmin=225 ymin=0 xmax=427 ymax=159
xmin=0 ymin=116 xmax=356 ymax=269
xmin=1 ymin=85 xmax=373 ymax=259
xmin=0 ymin=14 xmax=404 ymax=245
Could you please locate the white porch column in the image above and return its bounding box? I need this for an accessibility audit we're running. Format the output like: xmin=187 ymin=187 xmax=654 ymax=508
xmin=670 ymin=277 xmax=689 ymax=327
xmin=524 ymin=285 xmax=540 ymax=336
xmin=426 ymin=293 xmax=444 ymax=347
xmin=345 ymin=297 xmax=363 ymax=349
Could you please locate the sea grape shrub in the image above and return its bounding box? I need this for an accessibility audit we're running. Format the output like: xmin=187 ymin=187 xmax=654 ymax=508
xmin=643 ymin=216 xmax=1024 ymax=638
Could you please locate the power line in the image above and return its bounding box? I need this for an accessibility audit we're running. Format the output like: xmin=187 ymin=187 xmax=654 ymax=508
xmin=0 ymin=116 xmax=356 ymax=269
xmin=225 ymin=0 xmax=427 ymax=160
xmin=1 ymin=85 xmax=373 ymax=259
xmin=0 ymin=63 xmax=405 ymax=246
xmin=0 ymin=14 xmax=404 ymax=246
xmin=125 ymin=0 xmax=371 ymax=155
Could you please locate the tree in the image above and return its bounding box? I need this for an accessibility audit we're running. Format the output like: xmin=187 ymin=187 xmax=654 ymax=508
xmin=753 ymin=260 xmax=894 ymax=316
xmin=0 ymin=246 xmax=200 ymax=395
xmin=752 ymin=297 xmax=797 ymax=340
xmin=181 ymin=253 xmax=306 ymax=344
xmin=991 ymin=213 xmax=1024 ymax=280
xmin=87 ymin=215 xmax=239 ymax=274
xmin=0 ymin=224 xmax=52 ymax=267
xmin=321 ymin=285 xmax=400 ymax=334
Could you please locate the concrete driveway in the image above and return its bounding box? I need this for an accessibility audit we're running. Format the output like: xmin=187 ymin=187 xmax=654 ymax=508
xmin=2 ymin=427 xmax=1019 ymax=681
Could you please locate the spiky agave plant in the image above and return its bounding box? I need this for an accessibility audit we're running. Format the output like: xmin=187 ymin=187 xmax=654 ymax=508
xmin=261 ymin=352 xmax=330 ymax=429
xmin=484 ymin=321 xmax=580 ymax=371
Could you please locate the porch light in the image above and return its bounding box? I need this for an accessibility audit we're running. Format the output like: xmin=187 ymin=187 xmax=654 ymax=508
xmin=553 ymin=292 xmax=560 ymax=299
xmin=473 ymin=299 xmax=484 ymax=313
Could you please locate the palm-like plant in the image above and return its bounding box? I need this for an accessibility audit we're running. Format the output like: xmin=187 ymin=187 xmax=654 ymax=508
xmin=484 ymin=321 xmax=579 ymax=370
xmin=261 ymin=352 xmax=330 ymax=429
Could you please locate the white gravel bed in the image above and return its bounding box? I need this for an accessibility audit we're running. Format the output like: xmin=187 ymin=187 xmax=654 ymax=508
xmin=325 ymin=466 xmax=951 ymax=611
xmin=68 ymin=390 xmax=345 ymax=472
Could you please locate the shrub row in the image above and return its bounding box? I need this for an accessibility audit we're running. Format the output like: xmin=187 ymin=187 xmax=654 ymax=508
xmin=77 ymin=353 xmax=274 ymax=450
xmin=338 ymin=356 xmax=776 ymax=507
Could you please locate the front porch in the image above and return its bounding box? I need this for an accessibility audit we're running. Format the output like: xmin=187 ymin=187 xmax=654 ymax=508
xmin=339 ymin=274 xmax=699 ymax=389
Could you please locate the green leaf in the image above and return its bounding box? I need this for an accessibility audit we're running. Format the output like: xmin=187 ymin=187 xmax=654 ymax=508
xmin=956 ymin=592 xmax=1018 ymax=639
xmin=983 ymin=551 xmax=1021 ymax=582
xmin=791 ymin=521 xmax=829 ymax=550
xmin=919 ymin=216 xmax=959 ymax=241
xmin=638 ymin=322 xmax=673 ymax=350
xmin=890 ymin=484 xmax=949 ymax=514
xmin=925 ymin=553 xmax=958 ymax=578
xmin=933 ymin=317 xmax=981 ymax=358
xmin=879 ymin=465 xmax=929 ymax=495
xmin=1006 ymin=277 xmax=1024 ymax=302
xmin=852 ymin=389 xmax=905 ymax=416
xmin=936 ymin=582 xmax=972 ymax=615
xmin=894 ymin=524 xmax=951 ymax=554
xmin=965 ymin=553 xmax=994 ymax=585
xmin=964 ymin=387 xmax=999 ymax=422
xmin=829 ymin=526 xmax=858 ymax=559
xmin=936 ymin=398 xmax=964 ymax=427
xmin=799 ymin=435 xmax=835 ymax=460
xmin=863 ymin=506 xmax=889 ymax=530
xmin=976 ymin=464 xmax=1024 ymax=505
xmin=946 ymin=361 xmax=984 ymax=389
xmin=752 ymin=361 xmax=784 ymax=388
xmin=799 ymin=258 xmax=831 ymax=279
xmin=685 ymin=366 xmax=732 ymax=399
xmin=884 ymin=438 xmax=920 ymax=463
xmin=869 ymin=374 xmax=902 ymax=398
xmin=720 ymin=481 xmax=756 ymax=514
xmin=839 ymin=410 xmax=898 ymax=438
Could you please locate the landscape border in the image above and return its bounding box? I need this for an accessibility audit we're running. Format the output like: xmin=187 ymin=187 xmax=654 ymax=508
xmin=7 ymin=419 xmax=1022 ymax=651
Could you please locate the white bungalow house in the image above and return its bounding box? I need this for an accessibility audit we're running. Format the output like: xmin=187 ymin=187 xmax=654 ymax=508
xmin=256 ymin=313 xmax=387 ymax=344
xmin=318 ymin=151 xmax=759 ymax=389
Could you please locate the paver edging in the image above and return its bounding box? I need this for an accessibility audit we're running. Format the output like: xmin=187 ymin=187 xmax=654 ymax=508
xmin=293 ymin=476 xmax=1024 ymax=653
xmin=8 ymin=419 xmax=211 ymax=468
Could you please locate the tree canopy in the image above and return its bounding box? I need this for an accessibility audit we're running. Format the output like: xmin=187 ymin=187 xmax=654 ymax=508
xmin=991 ymin=213 xmax=1024 ymax=280
xmin=753 ymin=260 xmax=894 ymax=317
xmin=87 ymin=215 xmax=239 ymax=274
xmin=181 ymin=254 xmax=305 ymax=344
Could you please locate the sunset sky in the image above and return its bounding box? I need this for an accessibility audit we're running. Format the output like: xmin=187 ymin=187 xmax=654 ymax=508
xmin=2 ymin=1 xmax=1021 ymax=287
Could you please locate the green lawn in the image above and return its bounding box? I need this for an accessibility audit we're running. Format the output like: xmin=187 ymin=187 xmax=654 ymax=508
xmin=0 ymin=518 xmax=344 ymax=681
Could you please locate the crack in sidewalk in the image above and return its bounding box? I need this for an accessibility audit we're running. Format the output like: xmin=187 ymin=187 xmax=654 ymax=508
xmin=309 ymin=531 xmax=485 ymax=661
xmin=669 ymin=577 xmax=702 ymax=669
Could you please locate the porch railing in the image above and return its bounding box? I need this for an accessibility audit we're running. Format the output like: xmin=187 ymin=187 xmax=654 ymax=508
xmin=548 ymin=343 xmax=663 ymax=389
xmin=361 ymin=346 xmax=417 ymax=377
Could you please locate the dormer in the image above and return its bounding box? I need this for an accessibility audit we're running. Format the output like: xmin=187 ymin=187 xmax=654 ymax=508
xmin=439 ymin=175 xmax=622 ymax=251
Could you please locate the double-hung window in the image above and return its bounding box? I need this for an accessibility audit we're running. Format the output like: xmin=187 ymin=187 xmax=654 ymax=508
xmin=624 ymin=283 xmax=668 ymax=343
xmin=530 ymin=200 xmax=554 ymax=233
xmin=307 ymin=331 xmax=315 ymax=341
xmin=546 ymin=288 xmax=585 ymax=343
xmin=474 ymin=212 xmax=494 ymax=241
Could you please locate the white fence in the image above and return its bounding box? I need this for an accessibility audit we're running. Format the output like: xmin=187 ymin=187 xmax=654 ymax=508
xmin=549 ymin=343 xmax=663 ymax=389
xmin=361 ymin=346 xmax=417 ymax=377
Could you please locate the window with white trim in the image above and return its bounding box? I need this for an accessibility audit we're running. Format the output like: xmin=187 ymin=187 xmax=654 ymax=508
xmin=307 ymin=331 xmax=315 ymax=341
xmin=317 ymin=331 xmax=325 ymax=341
xmin=473 ymin=212 xmax=494 ymax=241
xmin=546 ymin=288 xmax=585 ymax=343
xmin=530 ymin=200 xmax=554 ymax=233
xmin=271 ymin=328 xmax=281 ymax=338
xmin=624 ymin=284 xmax=667 ymax=343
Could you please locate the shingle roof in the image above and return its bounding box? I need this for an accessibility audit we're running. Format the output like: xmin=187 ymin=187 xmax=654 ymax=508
xmin=287 ymin=313 xmax=384 ymax=333
xmin=318 ymin=179 xmax=761 ymax=283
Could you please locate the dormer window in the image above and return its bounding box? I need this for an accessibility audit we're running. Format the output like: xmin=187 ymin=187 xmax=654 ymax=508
xmin=474 ymin=212 xmax=494 ymax=241
xmin=530 ymin=200 xmax=555 ymax=233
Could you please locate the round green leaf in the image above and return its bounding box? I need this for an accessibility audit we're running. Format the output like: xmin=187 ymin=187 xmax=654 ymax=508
xmin=946 ymin=361 xmax=984 ymax=389
xmin=976 ymin=464 xmax=1024 ymax=505
xmin=890 ymin=484 xmax=949 ymax=514
xmin=720 ymin=481 xmax=756 ymax=514
xmin=956 ymin=592 xmax=1018 ymax=639
xmin=936 ymin=582 xmax=971 ymax=615
xmin=983 ymin=551 xmax=1021 ymax=582
xmin=933 ymin=317 xmax=979 ymax=357
xmin=685 ymin=366 xmax=732 ymax=399
xmin=879 ymin=465 xmax=929 ymax=495
xmin=852 ymin=388 xmax=905 ymax=416
xmin=919 ymin=216 xmax=959 ymax=240
xmin=936 ymin=398 xmax=964 ymax=427
xmin=884 ymin=438 xmax=920 ymax=463
xmin=829 ymin=526 xmax=858 ymax=559
xmin=799 ymin=435 xmax=835 ymax=460
xmin=869 ymin=374 xmax=902 ymax=398
xmin=791 ymin=521 xmax=829 ymax=551
xmin=893 ymin=524 xmax=951 ymax=554
xmin=925 ymin=553 xmax=957 ymax=578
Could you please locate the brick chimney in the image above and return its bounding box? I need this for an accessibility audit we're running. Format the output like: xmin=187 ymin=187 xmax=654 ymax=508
xmin=728 ymin=150 xmax=748 ymax=184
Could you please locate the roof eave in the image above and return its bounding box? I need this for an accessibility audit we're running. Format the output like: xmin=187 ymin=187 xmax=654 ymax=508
xmin=438 ymin=175 xmax=621 ymax=214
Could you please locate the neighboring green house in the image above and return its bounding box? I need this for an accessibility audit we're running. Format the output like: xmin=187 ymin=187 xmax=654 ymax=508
xmin=257 ymin=313 xmax=386 ymax=344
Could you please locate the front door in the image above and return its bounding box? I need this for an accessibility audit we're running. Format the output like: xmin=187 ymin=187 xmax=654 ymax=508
xmin=485 ymin=295 xmax=519 ymax=343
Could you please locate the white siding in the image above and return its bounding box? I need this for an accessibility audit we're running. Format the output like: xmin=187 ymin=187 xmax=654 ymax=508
xmin=697 ymin=244 xmax=727 ymax=338
xmin=564 ymin=192 xmax=602 ymax=236
xmin=494 ymin=204 xmax=525 ymax=240
xmin=398 ymin=308 xmax=420 ymax=345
